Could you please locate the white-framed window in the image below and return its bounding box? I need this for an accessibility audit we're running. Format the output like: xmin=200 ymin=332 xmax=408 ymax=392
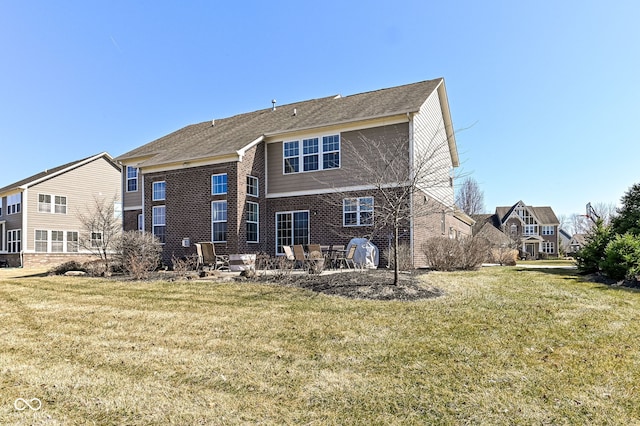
xmin=283 ymin=141 xmax=299 ymax=173
xmin=55 ymin=196 xmax=67 ymax=214
xmin=7 ymin=229 xmax=21 ymax=253
xmin=152 ymin=181 xmax=166 ymax=201
xmin=322 ymin=135 xmax=340 ymax=169
xmin=7 ymin=194 xmax=21 ymax=215
xmin=542 ymin=241 xmax=555 ymax=254
xmin=542 ymin=226 xmax=554 ymax=235
xmin=343 ymin=197 xmax=374 ymax=227
xmin=246 ymin=201 xmax=259 ymax=243
xmin=211 ymin=173 xmax=228 ymax=195
xmin=35 ymin=230 xmax=48 ymax=252
xmin=38 ymin=194 xmax=67 ymax=214
xmin=51 ymin=230 xmax=64 ymax=252
xmin=137 ymin=213 xmax=144 ymax=231
xmin=67 ymin=231 xmax=78 ymax=252
xmin=211 ymin=201 xmax=227 ymax=242
xmin=127 ymin=166 xmax=138 ymax=192
xmin=510 ymin=224 xmax=518 ymax=234
xmin=91 ymin=232 xmax=103 ymax=248
xmin=152 ymin=205 xmax=166 ymax=244
xmin=283 ymin=134 xmax=340 ymax=174
xmin=38 ymin=194 xmax=52 ymax=213
xmin=275 ymin=210 xmax=309 ymax=254
xmin=523 ymin=225 xmax=538 ymax=236
xmin=247 ymin=176 xmax=259 ymax=197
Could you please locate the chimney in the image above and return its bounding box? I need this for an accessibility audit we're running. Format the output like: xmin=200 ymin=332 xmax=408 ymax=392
xmin=271 ymin=99 xmax=277 ymax=111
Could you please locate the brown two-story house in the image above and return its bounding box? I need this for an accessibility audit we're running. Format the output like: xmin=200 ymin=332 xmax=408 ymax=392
xmin=115 ymin=78 xmax=470 ymax=267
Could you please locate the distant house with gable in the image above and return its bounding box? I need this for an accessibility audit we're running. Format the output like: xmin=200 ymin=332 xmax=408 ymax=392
xmin=0 ymin=152 xmax=122 ymax=268
xmin=472 ymin=201 xmax=560 ymax=259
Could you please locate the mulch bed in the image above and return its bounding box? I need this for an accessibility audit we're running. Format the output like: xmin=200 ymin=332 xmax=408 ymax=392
xmin=253 ymin=269 xmax=444 ymax=301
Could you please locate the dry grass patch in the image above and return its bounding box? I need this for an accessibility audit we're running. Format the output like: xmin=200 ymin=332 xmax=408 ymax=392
xmin=1 ymin=267 xmax=639 ymax=424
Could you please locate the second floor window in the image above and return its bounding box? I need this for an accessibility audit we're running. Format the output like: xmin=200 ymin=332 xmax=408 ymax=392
xmin=38 ymin=194 xmax=67 ymax=214
xmin=127 ymin=166 xmax=138 ymax=192
xmin=7 ymin=194 xmax=21 ymax=215
xmin=524 ymin=225 xmax=538 ymax=236
xmin=38 ymin=194 xmax=52 ymax=213
xmin=211 ymin=174 xmax=227 ymax=195
xmin=153 ymin=181 xmax=166 ymax=201
xmin=542 ymin=225 xmax=554 ymax=235
xmin=284 ymin=134 xmax=340 ymax=174
xmin=246 ymin=176 xmax=259 ymax=197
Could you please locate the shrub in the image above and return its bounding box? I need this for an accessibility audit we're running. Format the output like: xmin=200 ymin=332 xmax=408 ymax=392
xmin=48 ymin=261 xmax=86 ymax=275
xmin=115 ymin=231 xmax=163 ymax=279
xmin=422 ymin=236 xmax=491 ymax=271
xmin=383 ymin=243 xmax=413 ymax=271
xmin=575 ymin=219 xmax=612 ymax=274
xmin=601 ymin=233 xmax=640 ymax=281
xmin=489 ymin=247 xmax=518 ymax=266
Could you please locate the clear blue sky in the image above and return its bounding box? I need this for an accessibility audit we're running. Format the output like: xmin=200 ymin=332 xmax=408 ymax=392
xmin=1 ymin=1 xmax=639 ymax=220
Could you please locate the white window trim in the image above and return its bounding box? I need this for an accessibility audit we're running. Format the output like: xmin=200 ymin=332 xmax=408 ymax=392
xmin=152 ymin=205 xmax=166 ymax=244
xmin=282 ymin=134 xmax=341 ymax=175
xmin=275 ymin=210 xmax=310 ymax=254
xmin=7 ymin=229 xmax=21 ymax=253
xmin=38 ymin=193 xmax=67 ymax=214
xmin=343 ymin=197 xmax=374 ymax=227
xmin=247 ymin=175 xmax=259 ymax=197
xmin=542 ymin=225 xmax=554 ymax=235
xmin=126 ymin=166 xmax=138 ymax=192
xmin=246 ymin=201 xmax=259 ymax=243
xmin=211 ymin=173 xmax=228 ymax=195
xmin=211 ymin=200 xmax=228 ymax=242
xmin=152 ymin=181 xmax=166 ymax=201
xmin=90 ymin=231 xmax=103 ymax=248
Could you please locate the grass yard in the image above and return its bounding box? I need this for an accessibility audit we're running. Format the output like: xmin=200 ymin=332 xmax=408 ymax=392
xmin=1 ymin=267 xmax=639 ymax=425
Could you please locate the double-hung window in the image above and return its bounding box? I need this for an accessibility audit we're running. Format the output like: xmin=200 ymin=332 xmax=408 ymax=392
xmin=38 ymin=194 xmax=52 ymax=213
xmin=246 ymin=201 xmax=259 ymax=243
xmin=51 ymin=231 xmax=64 ymax=252
xmin=212 ymin=201 xmax=227 ymax=242
xmin=152 ymin=181 xmax=166 ymax=201
xmin=91 ymin=232 xmax=103 ymax=248
xmin=67 ymin=231 xmax=79 ymax=252
xmin=54 ymin=196 xmax=67 ymax=214
xmin=152 ymin=206 xmax=166 ymax=244
xmin=211 ymin=174 xmax=227 ymax=195
xmin=542 ymin=226 xmax=554 ymax=235
xmin=283 ymin=134 xmax=340 ymax=174
xmin=247 ymin=176 xmax=259 ymax=197
xmin=35 ymin=230 xmax=48 ymax=252
xmin=127 ymin=166 xmax=138 ymax=192
xmin=542 ymin=241 xmax=555 ymax=253
xmin=523 ymin=225 xmax=538 ymax=236
xmin=343 ymin=197 xmax=374 ymax=227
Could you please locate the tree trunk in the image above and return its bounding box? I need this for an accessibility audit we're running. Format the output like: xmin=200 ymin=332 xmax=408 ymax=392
xmin=393 ymin=225 xmax=399 ymax=285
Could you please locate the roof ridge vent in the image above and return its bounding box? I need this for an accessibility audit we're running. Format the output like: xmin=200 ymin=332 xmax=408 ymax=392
xmin=271 ymin=99 xmax=277 ymax=111
xmin=334 ymin=94 xmax=342 ymax=99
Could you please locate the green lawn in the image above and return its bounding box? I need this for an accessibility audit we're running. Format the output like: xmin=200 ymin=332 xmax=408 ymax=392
xmin=1 ymin=267 xmax=639 ymax=425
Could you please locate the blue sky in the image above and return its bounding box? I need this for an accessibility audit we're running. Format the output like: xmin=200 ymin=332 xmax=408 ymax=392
xmin=1 ymin=1 xmax=639 ymax=220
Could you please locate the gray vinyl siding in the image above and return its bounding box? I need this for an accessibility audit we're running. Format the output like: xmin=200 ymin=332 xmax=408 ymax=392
xmin=412 ymin=88 xmax=455 ymax=207
xmin=266 ymin=123 xmax=409 ymax=195
xmin=25 ymin=157 xmax=121 ymax=251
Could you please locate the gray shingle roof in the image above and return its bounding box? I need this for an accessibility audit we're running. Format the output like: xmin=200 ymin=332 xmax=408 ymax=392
xmin=116 ymin=78 xmax=444 ymax=168
xmin=496 ymin=202 xmax=559 ymax=225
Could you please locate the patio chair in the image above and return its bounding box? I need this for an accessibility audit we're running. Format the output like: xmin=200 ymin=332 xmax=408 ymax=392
xmin=292 ymin=244 xmax=308 ymax=269
xmin=336 ymin=244 xmax=357 ymax=270
xmin=195 ymin=242 xmax=229 ymax=271
xmin=281 ymin=245 xmax=296 ymax=268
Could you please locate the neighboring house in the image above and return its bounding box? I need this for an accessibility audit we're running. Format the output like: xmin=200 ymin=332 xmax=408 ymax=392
xmin=569 ymin=233 xmax=587 ymax=254
xmin=472 ymin=201 xmax=560 ymax=259
xmin=115 ymin=78 xmax=470 ymax=267
xmin=0 ymin=153 xmax=122 ymax=268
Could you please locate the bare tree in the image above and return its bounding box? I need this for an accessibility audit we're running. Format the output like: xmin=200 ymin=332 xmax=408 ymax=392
xmin=320 ymin=125 xmax=457 ymax=285
xmin=455 ymin=177 xmax=485 ymax=215
xmin=591 ymin=201 xmax=617 ymax=226
xmin=76 ymin=195 xmax=122 ymax=273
